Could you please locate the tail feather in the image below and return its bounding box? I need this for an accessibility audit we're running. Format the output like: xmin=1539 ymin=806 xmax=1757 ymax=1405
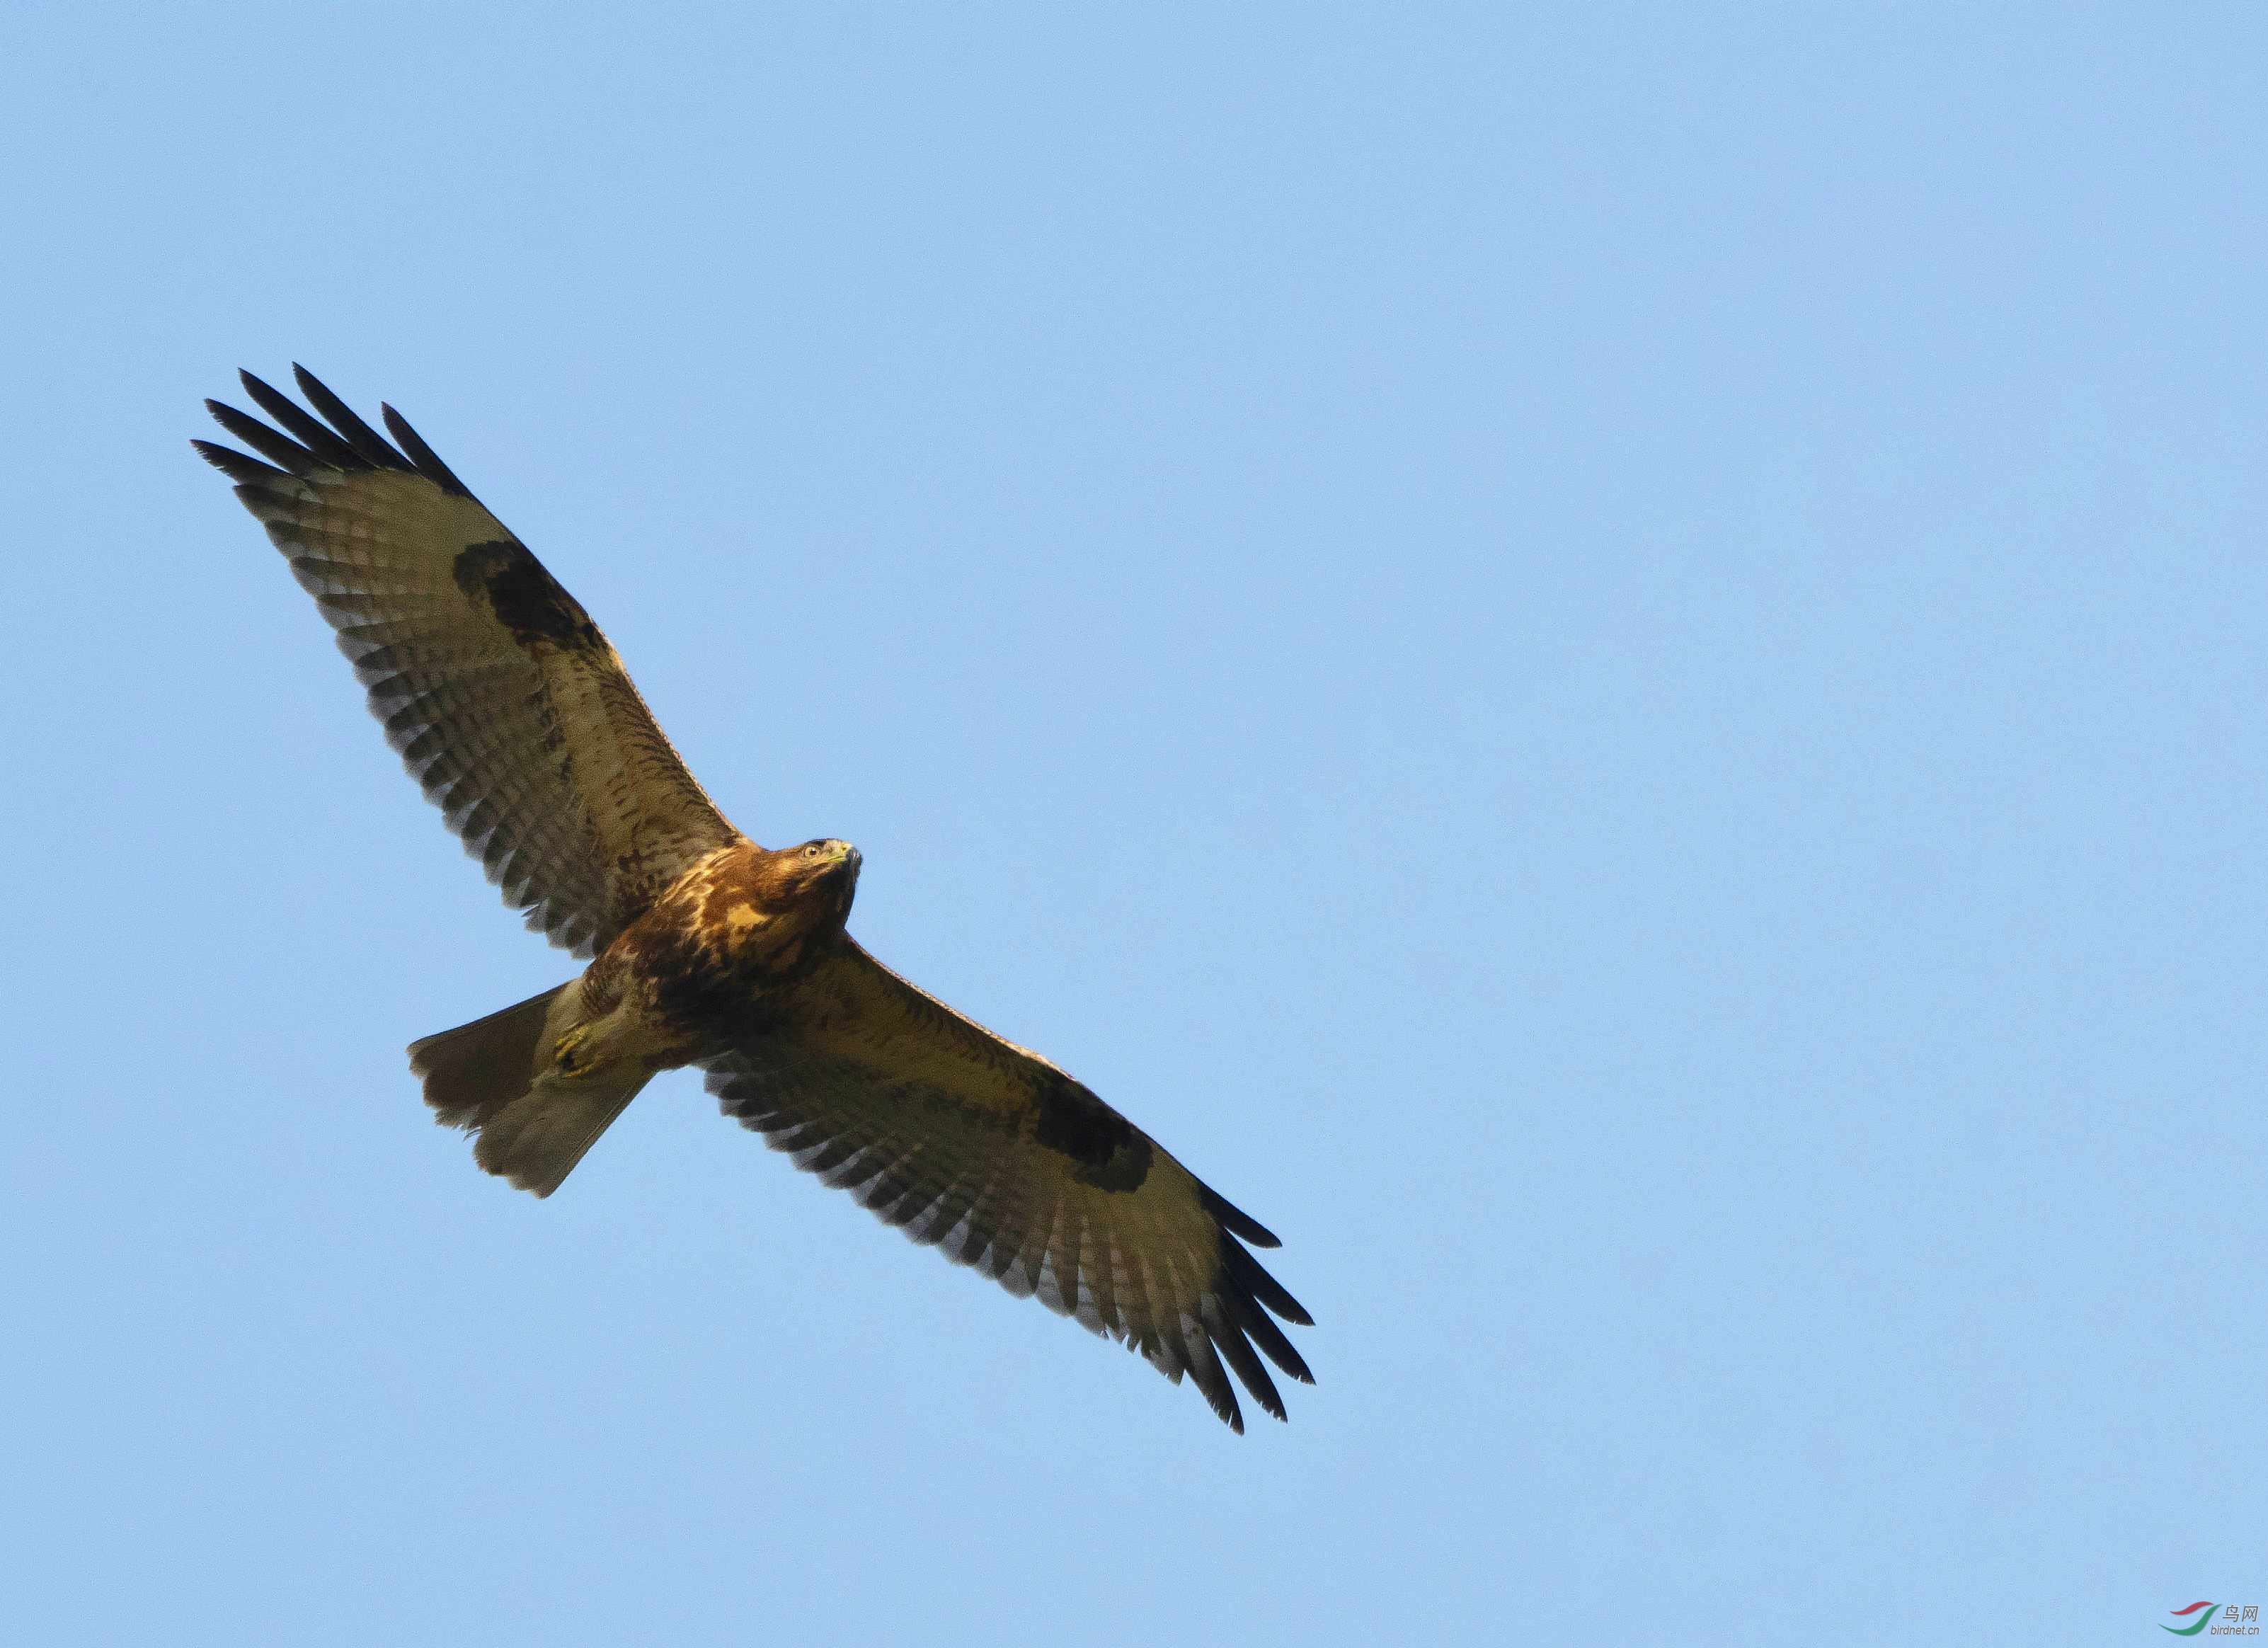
xmin=407 ymin=985 xmax=650 ymax=1197
xmin=408 ymin=985 xmax=562 ymax=1131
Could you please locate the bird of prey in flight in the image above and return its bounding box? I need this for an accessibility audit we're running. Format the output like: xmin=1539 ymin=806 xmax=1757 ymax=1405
xmin=195 ymin=369 xmax=1312 ymax=1431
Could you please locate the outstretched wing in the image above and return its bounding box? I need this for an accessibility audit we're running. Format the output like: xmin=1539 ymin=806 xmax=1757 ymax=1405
xmin=195 ymin=367 xmax=741 ymax=955
xmin=703 ymin=938 xmax=1314 ymax=1432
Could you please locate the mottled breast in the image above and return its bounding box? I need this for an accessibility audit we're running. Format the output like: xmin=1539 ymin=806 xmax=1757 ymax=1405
xmin=610 ymin=839 xmax=859 ymax=1038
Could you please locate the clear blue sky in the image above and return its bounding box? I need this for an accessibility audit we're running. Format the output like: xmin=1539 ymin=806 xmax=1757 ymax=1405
xmin=6 ymin=6 xmax=2262 ymax=1642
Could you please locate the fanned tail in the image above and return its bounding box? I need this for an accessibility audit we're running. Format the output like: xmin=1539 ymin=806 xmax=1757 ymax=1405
xmin=407 ymin=985 xmax=649 ymax=1196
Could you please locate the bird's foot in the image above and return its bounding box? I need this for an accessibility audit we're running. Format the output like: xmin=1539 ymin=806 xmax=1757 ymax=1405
xmin=553 ymin=1023 xmax=596 ymax=1078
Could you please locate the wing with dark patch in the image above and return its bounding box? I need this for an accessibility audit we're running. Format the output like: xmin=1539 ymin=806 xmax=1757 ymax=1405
xmin=195 ymin=368 xmax=741 ymax=954
xmin=702 ymin=937 xmax=1314 ymax=1432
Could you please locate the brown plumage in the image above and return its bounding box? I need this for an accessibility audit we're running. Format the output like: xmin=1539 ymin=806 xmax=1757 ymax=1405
xmin=197 ymin=367 xmax=1312 ymax=1431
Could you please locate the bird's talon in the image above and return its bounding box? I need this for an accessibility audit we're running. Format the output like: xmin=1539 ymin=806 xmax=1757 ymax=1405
xmin=554 ymin=1024 xmax=592 ymax=1077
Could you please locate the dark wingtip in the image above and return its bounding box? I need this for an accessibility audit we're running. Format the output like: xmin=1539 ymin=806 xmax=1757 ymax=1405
xmin=1196 ymin=1366 xmax=1246 ymax=1434
xmin=239 ymin=370 xmax=373 ymax=470
xmin=206 ymin=398 xmax=319 ymax=474
xmin=1223 ymin=1238 xmax=1312 ymax=1328
xmin=380 ymin=401 xmax=476 ymax=498
xmin=1183 ymin=1303 xmax=1257 ymax=1434
xmin=192 ymin=437 xmax=287 ymax=484
xmin=1205 ymin=1298 xmax=1288 ymax=1422
xmin=1199 ymin=1181 xmax=1281 ymax=1248
xmin=1237 ymin=1300 xmax=1315 ymax=1387
xmin=290 ymin=365 xmax=413 ymax=471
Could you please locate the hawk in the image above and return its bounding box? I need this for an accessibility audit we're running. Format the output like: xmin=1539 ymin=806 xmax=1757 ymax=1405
xmin=195 ymin=368 xmax=1312 ymax=1431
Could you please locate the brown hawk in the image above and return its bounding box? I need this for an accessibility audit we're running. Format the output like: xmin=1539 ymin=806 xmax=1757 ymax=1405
xmin=195 ymin=368 xmax=1312 ymax=1431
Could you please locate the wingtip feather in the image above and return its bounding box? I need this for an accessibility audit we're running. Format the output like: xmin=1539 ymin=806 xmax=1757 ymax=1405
xmin=289 ymin=365 xmax=412 ymax=471
xmin=1199 ymin=1181 xmax=1281 ymax=1248
xmin=192 ymin=437 xmax=287 ymax=484
xmin=380 ymin=401 xmax=476 ymax=498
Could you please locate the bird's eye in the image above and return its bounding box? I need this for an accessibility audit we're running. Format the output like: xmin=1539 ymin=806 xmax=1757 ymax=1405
xmin=805 ymin=843 xmax=821 ymax=858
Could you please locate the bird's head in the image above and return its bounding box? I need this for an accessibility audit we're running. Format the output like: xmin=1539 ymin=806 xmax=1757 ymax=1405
xmin=693 ymin=839 xmax=862 ymax=976
xmin=764 ymin=837 xmax=862 ymax=928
